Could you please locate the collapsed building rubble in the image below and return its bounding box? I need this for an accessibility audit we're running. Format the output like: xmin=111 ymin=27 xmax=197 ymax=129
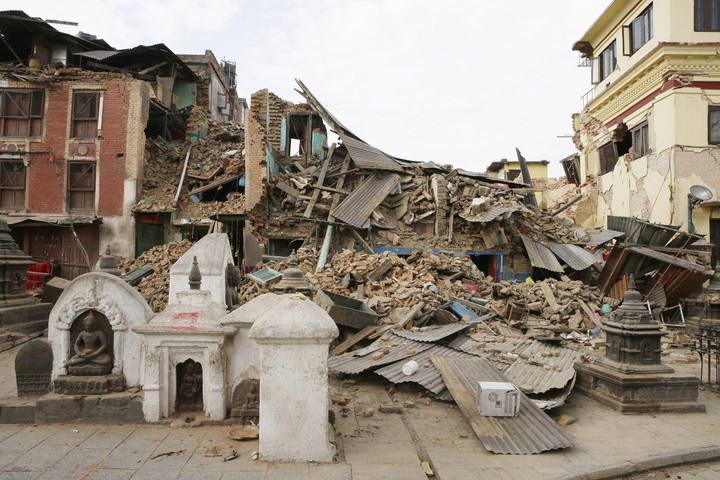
xmin=119 ymin=240 xmax=194 ymax=311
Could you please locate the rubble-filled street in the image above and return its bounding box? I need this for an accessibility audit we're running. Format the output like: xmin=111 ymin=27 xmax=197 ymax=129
xmin=1 ymin=1 xmax=720 ymax=479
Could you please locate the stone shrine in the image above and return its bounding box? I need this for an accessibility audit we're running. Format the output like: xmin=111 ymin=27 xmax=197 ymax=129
xmin=15 ymin=339 xmax=53 ymax=396
xmin=135 ymin=258 xmax=236 ymax=421
xmin=169 ymin=233 xmax=235 ymax=309
xmin=48 ymin=272 xmax=153 ymax=395
xmin=0 ymin=218 xmax=52 ymax=333
xmin=576 ymin=277 xmax=704 ymax=413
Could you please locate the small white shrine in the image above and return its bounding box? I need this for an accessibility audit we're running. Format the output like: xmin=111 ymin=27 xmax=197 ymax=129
xmin=169 ymin=233 xmax=234 ymax=309
xmin=134 ymin=257 xmax=235 ymax=421
xmin=48 ymin=272 xmax=153 ymax=391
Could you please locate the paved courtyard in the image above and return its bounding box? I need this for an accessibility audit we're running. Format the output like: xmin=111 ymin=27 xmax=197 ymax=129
xmin=0 ymin=348 xmax=719 ymax=479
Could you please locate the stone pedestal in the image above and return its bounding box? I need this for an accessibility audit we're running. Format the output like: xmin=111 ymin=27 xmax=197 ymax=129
xmin=249 ymin=293 xmax=339 ymax=462
xmin=683 ymin=268 xmax=720 ymax=334
xmin=577 ymin=278 xmax=704 ymax=414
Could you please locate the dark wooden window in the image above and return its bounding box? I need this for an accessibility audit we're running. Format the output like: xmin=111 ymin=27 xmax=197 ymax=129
xmin=596 ymin=41 xmax=617 ymax=83
xmin=631 ymin=5 xmax=653 ymax=54
xmin=710 ymin=106 xmax=720 ymax=145
xmin=67 ymin=162 xmax=95 ymax=211
xmin=695 ymin=0 xmax=720 ymax=31
xmin=631 ymin=121 xmax=650 ymax=157
xmin=599 ymin=142 xmax=619 ymax=175
xmin=0 ymin=160 xmax=26 ymax=210
xmin=0 ymin=90 xmax=44 ymax=137
xmin=71 ymin=91 xmax=100 ymax=139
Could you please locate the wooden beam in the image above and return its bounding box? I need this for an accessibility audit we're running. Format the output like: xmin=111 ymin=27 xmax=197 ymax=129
xmin=172 ymin=146 xmax=192 ymax=207
xmin=138 ymin=60 xmax=168 ymax=75
xmin=303 ymin=143 xmax=335 ymax=218
xmin=330 ymin=325 xmax=379 ymax=356
xmin=350 ymin=229 xmax=374 ymax=255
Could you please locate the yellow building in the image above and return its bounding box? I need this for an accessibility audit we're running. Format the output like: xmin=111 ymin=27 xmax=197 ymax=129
xmin=485 ymin=158 xmax=549 ymax=183
xmin=571 ymin=0 xmax=720 ymax=258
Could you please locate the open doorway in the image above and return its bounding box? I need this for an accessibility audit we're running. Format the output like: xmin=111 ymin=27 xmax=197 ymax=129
xmin=175 ymin=359 xmax=203 ymax=412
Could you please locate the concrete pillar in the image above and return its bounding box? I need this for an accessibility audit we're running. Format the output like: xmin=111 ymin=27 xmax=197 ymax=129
xmin=249 ymin=294 xmax=339 ymax=462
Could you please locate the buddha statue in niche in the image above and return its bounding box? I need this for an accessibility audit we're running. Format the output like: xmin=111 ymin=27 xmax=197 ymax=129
xmin=67 ymin=310 xmax=113 ymax=375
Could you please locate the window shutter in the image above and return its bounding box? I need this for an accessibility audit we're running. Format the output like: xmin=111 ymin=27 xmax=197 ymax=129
xmin=591 ymin=57 xmax=601 ymax=85
xmin=622 ymin=26 xmax=632 ymax=56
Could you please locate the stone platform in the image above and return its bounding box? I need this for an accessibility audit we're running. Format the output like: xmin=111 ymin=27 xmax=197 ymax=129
xmin=0 ymin=302 xmax=51 ymax=334
xmin=576 ymin=361 xmax=705 ymax=414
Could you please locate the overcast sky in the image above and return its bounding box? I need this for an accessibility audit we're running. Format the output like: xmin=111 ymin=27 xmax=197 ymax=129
xmin=24 ymin=0 xmax=610 ymax=177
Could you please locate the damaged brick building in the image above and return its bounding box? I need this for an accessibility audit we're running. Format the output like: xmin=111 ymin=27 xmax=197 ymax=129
xmin=0 ymin=10 xmax=240 ymax=279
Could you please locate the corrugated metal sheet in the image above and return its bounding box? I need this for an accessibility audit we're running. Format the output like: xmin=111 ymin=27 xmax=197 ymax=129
xmin=520 ymin=235 xmax=564 ymax=273
xmin=394 ymin=323 xmax=470 ymax=342
xmin=627 ymin=246 xmax=708 ymax=273
xmin=448 ymin=335 xmax=580 ymax=394
xmin=295 ymin=79 xmax=360 ymax=140
xmin=331 ymin=173 xmax=401 ymax=228
xmin=548 ymin=243 xmax=598 ymax=271
xmin=375 ymin=337 xmax=478 ymax=394
xmin=328 ymin=335 xmax=433 ymax=374
xmin=581 ymin=228 xmax=625 ymax=247
xmin=339 ymin=134 xmax=404 ymax=172
xmin=459 ymin=205 xmax=525 ymax=223
xmin=432 ymin=356 xmax=575 ymax=454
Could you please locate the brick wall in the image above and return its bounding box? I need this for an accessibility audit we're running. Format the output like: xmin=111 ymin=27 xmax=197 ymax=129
xmin=244 ymin=89 xmax=307 ymax=211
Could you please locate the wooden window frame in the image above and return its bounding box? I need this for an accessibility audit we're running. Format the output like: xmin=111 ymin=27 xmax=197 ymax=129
xmin=599 ymin=142 xmax=619 ymax=175
xmin=630 ymin=4 xmax=653 ymax=55
xmin=597 ymin=41 xmax=617 ymax=83
xmin=709 ymin=106 xmax=720 ymax=145
xmin=67 ymin=161 xmax=96 ymax=212
xmin=631 ymin=121 xmax=650 ymax=158
xmin=0 ymin=89 xmax=44 ymax=138
xmin=695 ymin=0 xmax=720 ymax=32
xmin=0 ymin=159 xmax=26 ymax=210
xmin=70 ymin=91 xmax=100 ymax=139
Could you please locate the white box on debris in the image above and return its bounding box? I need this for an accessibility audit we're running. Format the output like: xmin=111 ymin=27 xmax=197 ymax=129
xmin=476 ymin=381 xmax=520 ymax=417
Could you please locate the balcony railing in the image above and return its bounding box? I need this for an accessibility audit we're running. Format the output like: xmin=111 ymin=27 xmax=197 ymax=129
xmin=581 ymin=86 xmax=597 ymax=108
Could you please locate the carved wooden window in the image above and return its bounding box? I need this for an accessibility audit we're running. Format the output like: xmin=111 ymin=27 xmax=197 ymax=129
xmin=71 ymin=91 xmax=100 ymax=139
xmin=0 ymin=89 xmax=44 ymax=137
xmin=0 ymin=160 xmax=26 ymax=210
xmin=67 ymin=162 xmax=95 ymax=211
xmin=709 ymin=106 xmax=720 ymax=145
xmin=695 ymin=0 xmax=720 ymax=31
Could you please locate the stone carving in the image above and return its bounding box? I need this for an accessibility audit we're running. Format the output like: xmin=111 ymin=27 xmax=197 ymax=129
xmin=67 ymin=310 xmax=113 ymax=376
xmin=231 ymin=379 xmax=259 ymax=424
xmin=55 ymin=375 xmax=125 ymax=395
xmin=176 ymin=359 xmax=203 ymax=411
xmin=225 ymin=262 xmax=242 ymax=309
xmin=57 ymin=278 xmax=123 ymax=330
xmin=15 ymin=339 xmax=53 ymax=396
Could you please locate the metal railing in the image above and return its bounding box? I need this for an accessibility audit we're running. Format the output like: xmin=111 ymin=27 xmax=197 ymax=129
xmin=581 ymin=86 xmax=597 ymax=108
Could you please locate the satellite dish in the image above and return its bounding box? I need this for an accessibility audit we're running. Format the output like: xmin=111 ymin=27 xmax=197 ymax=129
xmin=690 ymin=185 xmax=713 ymax=202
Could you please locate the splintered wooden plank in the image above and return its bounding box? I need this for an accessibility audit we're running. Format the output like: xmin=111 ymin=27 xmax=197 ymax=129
xmin=330 ymin=325 xmax=379 ymax=356
xmin=304 ymin=143 xmax=335 ymax=218
xmin=431 ymin=355 xmax=574 ymax=455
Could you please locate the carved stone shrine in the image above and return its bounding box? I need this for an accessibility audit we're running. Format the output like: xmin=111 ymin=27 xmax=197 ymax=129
xmin=0 ymin=218 xmax=52 ymax=333
xmin=15 ymin=339 xmax=53 ymax=396
xmin=576 ymin=277 xmax=704 ymax=413
xmin=48 ymin=271 xmax=153 ymax=395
